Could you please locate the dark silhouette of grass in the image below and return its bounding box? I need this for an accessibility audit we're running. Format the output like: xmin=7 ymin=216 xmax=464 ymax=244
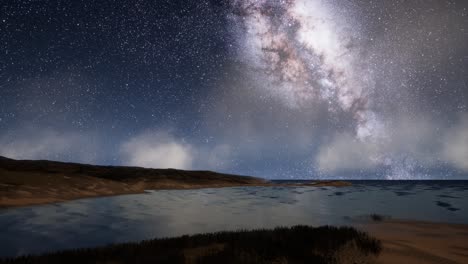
xmin=0 ymin=226 xmax=381 ymax=264
xmin=370 ymin=214 xmax=384 ymax=222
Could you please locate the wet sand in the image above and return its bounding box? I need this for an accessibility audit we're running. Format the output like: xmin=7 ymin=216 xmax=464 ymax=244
xmin=363 ymin=219 xmax=468 ymax=264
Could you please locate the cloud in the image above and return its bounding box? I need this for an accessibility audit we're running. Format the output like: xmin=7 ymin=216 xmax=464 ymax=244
xmin=315 ymin=133 xmax=379 ymax=172
xmin=120 ymin=131 xmax=194 ymax=169
xmin=442 ymin=116 xmax=468 ymax=171
xmin=120 ymin=130 xmax=232 ymax=170
xmin=204 ymin=144 xmax=232 ymax=170
xmin=315 ymin=115 xmax=468 ymax=175
xmin=0 ymin=126 xmax=98 ymax=163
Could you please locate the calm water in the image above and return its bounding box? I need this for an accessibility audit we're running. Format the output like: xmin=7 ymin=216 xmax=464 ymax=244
xmin=1 ymin=180 xmax=468 ymax=258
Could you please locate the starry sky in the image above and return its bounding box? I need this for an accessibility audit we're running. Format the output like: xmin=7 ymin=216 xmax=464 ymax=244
xmin=1 ymin=0 xmax=467 ymax=179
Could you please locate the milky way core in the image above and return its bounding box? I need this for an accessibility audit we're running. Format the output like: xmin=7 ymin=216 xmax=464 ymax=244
xmin=231 ymin=0 xmax=382 ymax=141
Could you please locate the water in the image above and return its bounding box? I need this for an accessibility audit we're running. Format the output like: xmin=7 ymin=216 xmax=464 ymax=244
xmin=1 ymin=180 xmax=467 ymax=258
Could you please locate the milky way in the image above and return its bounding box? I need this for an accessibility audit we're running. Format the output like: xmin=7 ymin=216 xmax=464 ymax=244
xmin=230 ymin=0 xmax=380 ymax=140
xmin=228 ymin=0 xmax=468 ymax=178
xmin=0 ymin=0 xmax=467 ymax=179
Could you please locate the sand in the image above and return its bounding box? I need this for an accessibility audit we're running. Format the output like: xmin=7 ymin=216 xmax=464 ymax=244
xmin=363 ymin=219 xmax=468 ymax=264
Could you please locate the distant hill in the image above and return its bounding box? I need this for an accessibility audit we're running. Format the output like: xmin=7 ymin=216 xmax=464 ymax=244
xmin=0 ymin=156 xmax=266 ymax=208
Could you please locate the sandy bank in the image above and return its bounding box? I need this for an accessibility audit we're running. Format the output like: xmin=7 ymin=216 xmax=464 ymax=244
xmin=362 ymin=219 xmax=468 ymax=264
xmin=0 ymin=156 xmax=350 ymax=208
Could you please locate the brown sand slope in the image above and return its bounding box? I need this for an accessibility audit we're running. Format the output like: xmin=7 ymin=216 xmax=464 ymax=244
xmin=0 ymin=156 xmax=349 ymax=208
xmin=0 ymin=156 xmax=266 ymax=208
xmin=364 ymin=219 xmax=468 ymax=264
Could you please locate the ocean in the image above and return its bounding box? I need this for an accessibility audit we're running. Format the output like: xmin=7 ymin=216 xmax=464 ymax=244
xmin=1 ymin=180 xmax=467 ymax=258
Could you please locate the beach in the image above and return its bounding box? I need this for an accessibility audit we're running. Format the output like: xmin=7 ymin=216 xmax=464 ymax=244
xmin=363 ymin=219 xmax=468 ymax=264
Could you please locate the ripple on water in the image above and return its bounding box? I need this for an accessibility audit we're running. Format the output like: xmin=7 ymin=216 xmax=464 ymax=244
xmin=394 ymin=191 xmax=416 ymax=196
xmin=1 ymin=182 xmax=468 ymax=258
xmin=436 ymin=201 xmax=451 ymax=208
xmin=435 ymin=201 xmax=461 ymax=212
xmin=437 ymin=194 xmax=460 ymax=199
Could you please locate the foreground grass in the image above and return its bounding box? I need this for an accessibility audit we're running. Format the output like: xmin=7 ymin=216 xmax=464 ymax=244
xmin=1 ymin=226 xmax=381 ymax=264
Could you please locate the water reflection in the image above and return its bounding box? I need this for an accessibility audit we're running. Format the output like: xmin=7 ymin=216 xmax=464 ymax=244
xmin=0 ymin=181 xmax=467 ymax=258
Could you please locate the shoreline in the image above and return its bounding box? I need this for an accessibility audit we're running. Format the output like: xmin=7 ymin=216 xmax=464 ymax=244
xmin=1 ymin=154 xmax=351 ymax=209
xmin=0 ymin=181 xmax=351 ymax=209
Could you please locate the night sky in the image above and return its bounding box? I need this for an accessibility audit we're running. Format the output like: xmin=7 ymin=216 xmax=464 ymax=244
xmin=1 ymin=0 xmax=467 ymax=179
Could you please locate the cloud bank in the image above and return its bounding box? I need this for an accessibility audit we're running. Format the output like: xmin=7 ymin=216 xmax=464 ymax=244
xmin=120 ymin=131 xmax=194 ymax=169
xmin=442 ymin=116 xmax=468 ymax=171
xmin=0 ymin=126 xmax=98 ymax=163
xmin=315 ymin=115 xmax=468 ymax=177
xmin=119 ymin=130 xmax=231 ymax=171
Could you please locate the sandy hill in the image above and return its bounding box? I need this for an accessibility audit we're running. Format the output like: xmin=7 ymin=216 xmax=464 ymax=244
xmin=0 ymin=156 xmax=265 ymax=208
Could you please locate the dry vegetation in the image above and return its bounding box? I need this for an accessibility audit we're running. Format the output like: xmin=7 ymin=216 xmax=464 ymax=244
xmin=0 ymin=225 xmax=381 ymax=264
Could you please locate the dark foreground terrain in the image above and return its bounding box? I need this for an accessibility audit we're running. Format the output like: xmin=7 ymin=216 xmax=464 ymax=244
xmin=0 ymin=156 xmax=349 ymax=208
xmin=0 ymin=225 xmax=381 ymax=264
